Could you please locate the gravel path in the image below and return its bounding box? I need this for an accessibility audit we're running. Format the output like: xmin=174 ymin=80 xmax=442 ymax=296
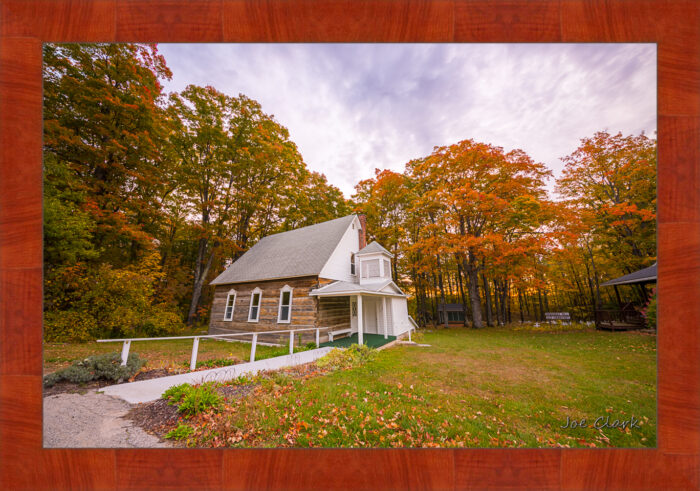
xmin=43 ymin=390 xmax=171 ymax=448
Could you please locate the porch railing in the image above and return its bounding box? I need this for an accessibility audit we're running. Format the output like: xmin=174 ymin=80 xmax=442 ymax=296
xmin=594 ymin=309 xmax=646 ymax=330
xmin=97 ymin=326 xmax=335 ymax=369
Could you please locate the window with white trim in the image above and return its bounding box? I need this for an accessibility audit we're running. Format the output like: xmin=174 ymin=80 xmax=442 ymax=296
xmin=248 ymin=287 xmax=262 ymax=322
xmin=277 ymin=285 xmax=293 ymax=323
xmin=350 ymin=253 xmax=356 ymax=275
xmin=362 ymin=259 xmax=380 ymax=278
xmin=223 ymin=289 xmax=236 ymax=321
xmin=383 ymin=259 xmax=391 ymax=278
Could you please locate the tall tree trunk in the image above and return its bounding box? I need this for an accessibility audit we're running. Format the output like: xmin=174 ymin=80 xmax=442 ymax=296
xmin=456 ymin=260 xmax=469 ymax=327
xmin=493 ymin=279 xmax=501 ymax=326
xmin=436 ymin=255 xmax=449 ymax=329
xmin=585 ymin=242 xmax=602 ymax=311
xmin=463 ymin=254 xmax=483 ymax=329
xmin=518 ymin=288 xmax=525 ymax=323
xmin=187 ymin=238 xmax=215 ymax=326
xmin=482 ymin=273 xmax=494 ymax=327
xmin=537 ymin=289 xmax=545 ymax=322
xmin=506 ymin=280 xmax=512 ymax=323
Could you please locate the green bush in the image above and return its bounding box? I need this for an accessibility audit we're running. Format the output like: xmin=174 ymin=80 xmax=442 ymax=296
xmin=138 ymin=308 xmax=185 ymax=337
xmin=165 ymin=424 xmax=194 ymax=440
xmin=643 ymin=289 xmax=657 ymax=329
xmin=43 ymin=352 xmax=143 ymax=387
xmin=162 ymin=382 xmax=222 ymax=417
xmin=316 ymin=344 xmax=375 ymax=370
xmin=163 ymin=383 xmax=192 ymax=404
xmin=43 ymin=252 xmax=185 ymax=342
xmin=44 ymin=310 xmax=97 ymax=343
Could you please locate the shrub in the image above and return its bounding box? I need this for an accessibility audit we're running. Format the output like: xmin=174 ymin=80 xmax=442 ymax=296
xmin=43 ymin=352 xmax=143 ymax=387
xmin=643 ymin=289 xmax=657 ymax=329
xmin=163 ymin=383 xmax=192 ymax=405
xmin=139 ymin=308 xmax=185 ymax=337
xmin=43 ymin=252 xmax=186 ymax=342
xmin=43 ymin=310 xmax=97 ymax=343
xmin=162 ymin=382 xmax=222 ymax=417
xmin=316 ymin=344 xmax=375 ymax=370
xmin=231 ymin=375 xmax=253 ymax=385
xmin=165 ymin=424 xmax=194 ymax=440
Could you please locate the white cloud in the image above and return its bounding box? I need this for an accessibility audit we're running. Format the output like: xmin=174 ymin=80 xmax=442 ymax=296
xmin=158 ymin=43 xmax=657 ymax=197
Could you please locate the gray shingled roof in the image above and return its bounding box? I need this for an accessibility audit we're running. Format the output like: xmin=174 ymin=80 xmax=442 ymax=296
xmin=210 ymin=215 xmax=357 ymax=285
xmin=601 ymin=263 xmax=657 ymax=286
xmin=357 ymin=240 xmax=393 ymax=257
xmin=309 ymin=280 xmax=405 ymax=296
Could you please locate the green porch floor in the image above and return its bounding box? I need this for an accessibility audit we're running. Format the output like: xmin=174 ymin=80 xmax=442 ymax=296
xmin=320 ymin=333 xmax=396 ymax=349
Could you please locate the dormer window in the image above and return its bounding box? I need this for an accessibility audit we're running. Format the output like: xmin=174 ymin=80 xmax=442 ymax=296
xmin=384 ymin=259 xmax=391 ymax=278
xmin=223 ymin=289 xmax=236 ymax=321
xmin=277 ymin=285 xmax=293 ymax=323
xmin=350 ymin=253 xmax=356 ymax=275
xmin=248 ymin=287 xmax=262 ymax=322
xmin=362 ymin=259 xmax=380 ymax=278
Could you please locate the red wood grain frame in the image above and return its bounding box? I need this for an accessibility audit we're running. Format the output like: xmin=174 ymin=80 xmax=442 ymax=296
xmin=0 ymin=0 xmax=698 ymax=489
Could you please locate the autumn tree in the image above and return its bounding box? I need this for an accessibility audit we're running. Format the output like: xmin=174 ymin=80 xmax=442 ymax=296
xmin=409 ymin=140 xmax=552 ymax=328
xmin=43 ymin=43 xmax=185 ymax=340
xmin=168 ymin=85 xmax=314 ymax=325
xmin=556 ymin=131 xmax=656 ymax=303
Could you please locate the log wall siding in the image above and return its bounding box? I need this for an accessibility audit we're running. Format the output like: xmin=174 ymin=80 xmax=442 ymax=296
xmin=209 ymin=276 xmax=354 ymax=344
xmin=209 ymin=277 xmax=319 ymax=340
xmin=317 ymin=297 xmax=351 ymax=331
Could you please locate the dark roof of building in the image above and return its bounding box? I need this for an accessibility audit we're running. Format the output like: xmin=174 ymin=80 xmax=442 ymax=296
xmin=601 ymin=263 xmax=657 ymax=287
xmin=438 ymin=303 xmax=465 ymax=312
xmin=210 ymin=215 xmax=357 ymax=285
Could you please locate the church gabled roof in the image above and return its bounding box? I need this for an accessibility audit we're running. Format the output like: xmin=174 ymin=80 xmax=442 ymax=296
xmin=210 ymin=215 xmax=357 ymax=285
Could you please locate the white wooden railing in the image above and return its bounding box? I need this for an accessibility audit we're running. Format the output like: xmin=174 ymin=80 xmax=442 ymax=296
xmin=97 ymin=326 xmax=336 ymax=369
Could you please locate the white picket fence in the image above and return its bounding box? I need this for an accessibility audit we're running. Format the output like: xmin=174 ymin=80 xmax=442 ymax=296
xmin=97 ymin=326 xmax=335 ymax=370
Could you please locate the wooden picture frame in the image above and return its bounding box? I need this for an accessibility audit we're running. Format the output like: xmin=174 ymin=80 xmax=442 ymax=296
xmin=1 ymin=1 xmax=697 ymax=489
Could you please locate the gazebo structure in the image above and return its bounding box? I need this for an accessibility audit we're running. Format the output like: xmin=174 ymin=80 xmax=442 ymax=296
xmin=596 ymin=263 xmax=656 ymax=330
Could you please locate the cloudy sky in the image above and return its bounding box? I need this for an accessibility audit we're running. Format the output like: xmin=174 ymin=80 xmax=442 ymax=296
xmin=158 ymin=43 xmax=656 ymax=197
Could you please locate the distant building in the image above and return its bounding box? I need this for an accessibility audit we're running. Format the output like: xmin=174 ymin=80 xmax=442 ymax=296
xmin=437 ymin=303 xmax=466 ymax=325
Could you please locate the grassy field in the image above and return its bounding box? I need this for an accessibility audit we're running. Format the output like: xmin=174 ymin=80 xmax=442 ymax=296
xmin=43 ymin=335 xmax=303 ymax=374
xmin=171 ymin=325 xmax=656 ymax=448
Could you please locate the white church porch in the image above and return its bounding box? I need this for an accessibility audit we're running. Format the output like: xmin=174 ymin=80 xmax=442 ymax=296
xmin=309 ymin=280 xmax=411 ymax=346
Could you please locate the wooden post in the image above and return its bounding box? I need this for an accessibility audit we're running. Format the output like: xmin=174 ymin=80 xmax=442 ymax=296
xmin=120 ymin=340 xmax=131 ymax=366
xmin=289 ymin=330 xmax=294 ymax=354
xmin=250 ymin=333 xmax=258 ymax=362
xmin=315 ymin=328 xmax=320 ymax=347
xmin=383 ymin=298 xmax=389 ymax=339
xmin=613 ymin=285 xmax=623 ymax=310
xmin=408 ymin=327 xmax=412 ymax=342
xmin=357 ymin=295 xmax=364 ymax=345
xmin=189 ymin=337 xmax=200 ymax=371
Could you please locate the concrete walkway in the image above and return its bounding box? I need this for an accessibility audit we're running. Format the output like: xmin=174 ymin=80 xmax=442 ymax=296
xmin=44 ymin=390 xmax=170 ymax=448
xmin=100 ymin=346 xmax=335 ymax=404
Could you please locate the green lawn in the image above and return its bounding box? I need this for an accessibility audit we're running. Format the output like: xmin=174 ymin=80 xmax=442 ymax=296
xmin=177 ymin=325 xmax=657 ymax=448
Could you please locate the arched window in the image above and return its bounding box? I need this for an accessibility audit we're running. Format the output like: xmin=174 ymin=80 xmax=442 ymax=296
xmin=248 ymin=287 xmax=262 ymax=322
xmin=223 ymin=289 xmax=236 ymax=321
xmin=278 ymin=285 xmax=293 ymax=323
